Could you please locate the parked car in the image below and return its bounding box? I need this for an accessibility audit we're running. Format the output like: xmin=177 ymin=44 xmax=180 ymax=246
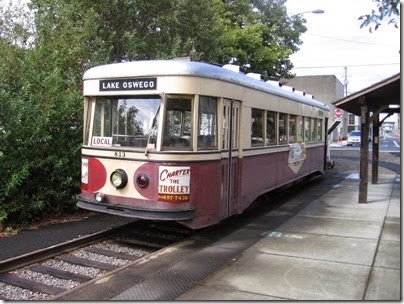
xmin=347 ymin=130 xmax=371 ymax=146
xmin=347 ymin=131 xmax=361 ymax=146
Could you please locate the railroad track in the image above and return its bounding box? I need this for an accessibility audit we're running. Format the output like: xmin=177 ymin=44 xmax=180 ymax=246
xmin=0 ymin=220 xmax=193 ymax=300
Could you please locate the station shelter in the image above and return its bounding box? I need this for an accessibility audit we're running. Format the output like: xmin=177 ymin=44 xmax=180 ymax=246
xmin=333 ymin=73 xmax=400 ymax=203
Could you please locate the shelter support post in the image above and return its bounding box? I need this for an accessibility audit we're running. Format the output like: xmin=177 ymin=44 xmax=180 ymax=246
xmin=359 ymin=98 xmax=369 ymax=204
xmin=372 ymin=113 xmax=379 ymax=184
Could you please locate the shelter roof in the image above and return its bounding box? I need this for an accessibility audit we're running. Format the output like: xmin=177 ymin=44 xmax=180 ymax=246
xmin=333 ymin=73 xmax=400 ymax=116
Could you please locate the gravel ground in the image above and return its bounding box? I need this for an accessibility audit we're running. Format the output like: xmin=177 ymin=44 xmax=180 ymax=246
xmin=330 ymin=149 xmax=400 ymax=175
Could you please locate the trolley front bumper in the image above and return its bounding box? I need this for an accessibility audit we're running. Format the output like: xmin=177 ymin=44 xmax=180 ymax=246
xmin=77 ymin=197 xmax=195 ymax=221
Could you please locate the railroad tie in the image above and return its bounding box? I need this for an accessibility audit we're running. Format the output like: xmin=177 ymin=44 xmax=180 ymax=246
xmin=29 ymin=265 xmax=93 ymax=283
xmin=0 ymin=273 xmax=67 ymax=295
xmin=56 ymin=254 xmax=119 ymax=271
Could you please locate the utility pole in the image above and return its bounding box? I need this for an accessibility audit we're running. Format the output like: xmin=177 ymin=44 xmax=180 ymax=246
xmin=344 ymin=66 xmax=348 ymax=96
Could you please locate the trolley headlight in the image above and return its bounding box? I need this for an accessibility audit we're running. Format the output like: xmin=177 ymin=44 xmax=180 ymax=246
xmin=110 ymin=169 xmax=128 ymax=189
xmin=95 ymin=192 xmax=104 ymax=202
xmin=136 ymin=174 xmax=150 ymax=189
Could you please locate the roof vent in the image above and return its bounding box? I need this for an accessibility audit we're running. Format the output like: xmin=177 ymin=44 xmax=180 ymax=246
xmin=246 ymin=73 xmax=264 ymax=81
xmin=282 ymin=85 xmax=295 ymax=92
xmin=266 ymin=80 xmax=282 ymax=87
xmin=222 ymin=64 xmax=243 ymax=73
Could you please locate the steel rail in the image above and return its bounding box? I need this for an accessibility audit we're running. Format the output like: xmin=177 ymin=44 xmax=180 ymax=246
xmin=0 ymin=222 xmax=135 ymax=274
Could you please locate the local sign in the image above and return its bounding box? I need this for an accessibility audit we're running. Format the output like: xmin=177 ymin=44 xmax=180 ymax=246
xmin=335 ymin=109 xmax=343 ymax=118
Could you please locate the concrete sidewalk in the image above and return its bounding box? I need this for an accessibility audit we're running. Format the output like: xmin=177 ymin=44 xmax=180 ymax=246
xmin=176 ymin=173 xmax=401 ymax=301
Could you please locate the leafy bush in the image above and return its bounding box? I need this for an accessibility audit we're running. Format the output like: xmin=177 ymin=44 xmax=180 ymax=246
xmin=0 ymin=59 xmax=82 ymax=225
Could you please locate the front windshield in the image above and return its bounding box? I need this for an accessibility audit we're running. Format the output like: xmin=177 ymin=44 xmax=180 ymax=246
xmin=350 ymin=131 xmax=361 ymax=136
xmin=91 ymin=96 xmax=161 ymax=148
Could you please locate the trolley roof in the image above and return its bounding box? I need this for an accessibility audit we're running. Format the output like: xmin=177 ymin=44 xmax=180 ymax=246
xmin=83 ymin=60 xmax=330 ymax=111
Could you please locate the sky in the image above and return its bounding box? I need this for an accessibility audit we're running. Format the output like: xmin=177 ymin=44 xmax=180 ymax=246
xmin=285 ymin=0 xmax=401 ymax=95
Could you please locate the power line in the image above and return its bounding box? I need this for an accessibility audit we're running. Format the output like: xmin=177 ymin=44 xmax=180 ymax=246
xmin=294 ymin=62 xmax=400 ymax=69
xmin=306 ymin=33 xmax=399 ymax=47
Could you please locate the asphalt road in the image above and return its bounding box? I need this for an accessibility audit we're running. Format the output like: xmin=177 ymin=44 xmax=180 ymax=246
xmin=331 ymin=134 xmax=400 ymax=153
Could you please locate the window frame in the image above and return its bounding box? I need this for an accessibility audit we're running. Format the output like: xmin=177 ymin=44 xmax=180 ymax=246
xmin=266 ymin=110 xmax=277 ymax=146
xmin=278 ymin=112 xmax=288 ymax=145
xmin=251 ymin=108 xmax=265 ymax=147
xmin=288 ymin=114 xmax=297 ymax=144
xmin=162 ymin=95 xmax=194 ymax=151
xmin=304 ymin=116 xmax=311 ymax=142
xmin=197 ymin=95 xmax=218 ymax=150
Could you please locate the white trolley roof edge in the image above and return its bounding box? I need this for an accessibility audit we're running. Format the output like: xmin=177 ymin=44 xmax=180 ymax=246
xmin=83 ymin=60 xmax=330 ymax=112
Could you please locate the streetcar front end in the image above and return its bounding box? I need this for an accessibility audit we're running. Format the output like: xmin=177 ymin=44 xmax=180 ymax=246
xmin=77 ymin=62 xmax=224 ymax=229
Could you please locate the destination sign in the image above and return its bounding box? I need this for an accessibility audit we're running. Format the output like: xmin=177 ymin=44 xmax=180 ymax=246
xmin=100 ymin=78 xmax=157 ymax=91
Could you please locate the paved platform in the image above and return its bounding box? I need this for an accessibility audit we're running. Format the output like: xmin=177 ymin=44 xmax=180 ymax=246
xmin=108 ymin=173 xmax=400 ymax=301
xmin=175 ymin=173 xmax=401 ymax=301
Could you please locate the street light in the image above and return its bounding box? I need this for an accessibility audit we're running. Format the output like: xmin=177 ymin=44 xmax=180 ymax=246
xmin=291 ymin=9 xmax=325 ymax=17
xmin=310 ymin=9 xmax=325 ymax=14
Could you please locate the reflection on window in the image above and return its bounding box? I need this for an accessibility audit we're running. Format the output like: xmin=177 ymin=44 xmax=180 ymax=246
xmin=163 ymin=97 xmax=192 ymax=150
xmin=266 ymin=111 xmax=276 ymax=145
xmin=92 ymin=96 xmax=160 ymax=148
xmin=251 ymin=109 xmax=264 ymax=146
xmin=279 ymin=113 xmax=287 ymax=144
xmin=289 ymin=115 xmax=296 ymax=143
xmin=198 ymin=96 xmax=217 ymax=149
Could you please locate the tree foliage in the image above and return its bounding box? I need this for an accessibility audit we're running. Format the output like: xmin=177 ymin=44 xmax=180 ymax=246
xmin=219 ymin=0 xmax=306 ymax=79
xmin=359 ymin=0 xmax=400 ymax=32
xmin=0 ymin=0 xmax=305 ymax=226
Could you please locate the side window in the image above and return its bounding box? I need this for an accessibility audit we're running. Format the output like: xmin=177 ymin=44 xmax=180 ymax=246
xmin=162 ymin=97 xmax=192 ymax=150
xmin=198 ymin=96 xmax=217 ymax=149
xmin=317 ymin=119 xmax=323 ymax=141
xmin=278 ymin=112 xmax=287 ymax=144
xmin=304 ymin=117 xmax=311 ymax=142
xmin=288 ymin=114 xmax=296 ymax=143
xmin=297 ymin=116 xmax=304 ymax=142
xmin=251 ymin=108 xmax=264 ymax=146
xmin=266 ymin=111 xmax=276 ymax=145
xmin=311 ymin=118 xmax=317 ymax=141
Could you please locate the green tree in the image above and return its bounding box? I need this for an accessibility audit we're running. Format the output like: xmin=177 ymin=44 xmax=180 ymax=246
xmin=219 ymin=0 xmax=306 ymax=79
xmin=359 ymin=0 xmax=400 ymax=32
xmin=174 ymin=0 xmax=224 ymax=61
